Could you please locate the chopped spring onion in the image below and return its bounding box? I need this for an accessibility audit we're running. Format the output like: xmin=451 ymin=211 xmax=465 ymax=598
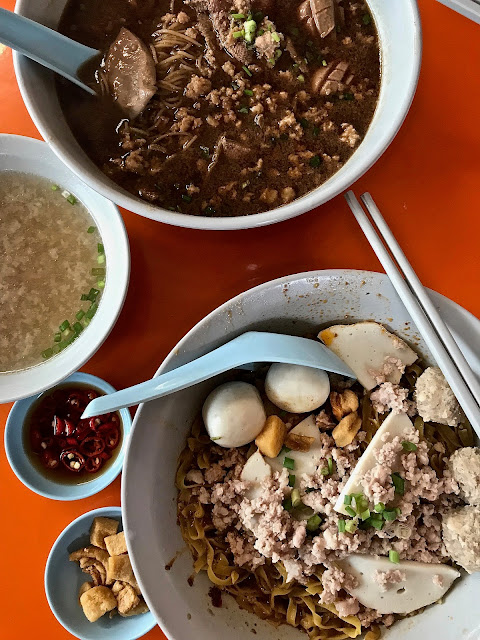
xmin=299 ymin=118 xmax=309 ymax=128
xmin=73 ymin=321 xmax=83 ymax=334
xmin=98 ymin=243 xmax=104 ymax=253
xmin=327 ymin=456 xmax=334 ymax=475
xmin=306 ymin=514 xmax=322 ymax=532
xmin=338 ymin=519 xmax=346 ymax=533
xmin=233 ymin=29 xmax=245 ymax=38
xmin=41 ymin=347 xmax=53 ymax=359
xmin=257 ymin=28 xmax=264 ymax=36
xmin=182 ymin=194 xmax=192 ymax=203
xmin=80 ymin=294 xmax=89 ymax=301
xmin=281 ymin=446 xmax=292 ymax=454
xmin=344 ymin=506 xmax=356 ymax=518
xmin=92 ymin=267 xmax=106 ymax=277
xmin=374 ymin=502 xmax=385 ymax=513
xmin=52 ymin=344 xmax=61 ymax=355
xmin=231 ymin=12 xmax=245 ymax=18
xmin=97 ymin=254 xmax=105 ymax=264
xmin=392 ymin=472 xmax=405 ymax=496
xmin=389 ymin=550 xmax=400 ymax=564
xmin=362 ymin=13 xmax=371 ymax=25
xmin=354 ymin=494 xmax=368 ymax=513
xmin=366 ymin=517 xmax=384 ymax=531
xmin=383 ymin=510 xmax=397 ymax=521
xmin=87 ymin=287 xmax=99 ymax=301
xmin=320 ymin=467 xmax=329 ymax=476
xmin=238 ymin=106 xmax=249 ymax=114
xmin=253 ymin=11 xmax=263 ymax=21
xmin=51 ymin=184 xmax=60 ymax=191
xmin=344 ymin=494 xmax=352 ymax=506
xmin=244 ymin=89 xmax=254 ymax=97
xmin=272 ymin=32 xmax=280 ymax=42
xmin=244 ymin=19 xmax=257 ymax=43
xmin=54 ymin=332 xmax=62 ymax=343
xmin=343 ymin=92 xmax=354 ymax=101
xmin=76 ymin=310 xmax=85 ymax=321
xmin=321 ymin=59 xmax=328 ymax=66
xmin=97 ymin=279 xmax=105 ymax=289
xmin=87 ymin=226 xmax=96 ymax=233
xmin=345 ymin=520 xmax=357 ymax=534
xmin=291 ymin=488 xmax=301 ymax=507
xmin=309 ymin=155 xmax=322 ymax=168
xmin=275 ymin=49 xmax=282 ymax=59
xmin=242 ymin=65 xmax=253 ymax=77
xmin=402 ymin=441 xmax=418 ymax=452
xmin=283 ymin=497 xmax=293 ymax=511
xmin=203 ymin=206 xmax=216 ymax=216
xmin=86 ymin=303 xmax=98 ymax=319
xmin=288 ymin=474 xmax=296 ymax=487
xmin=284 ymin=456 xmax=295 ymax=470
xmin=297 ymin=74 xmax=305 ymax=82
xmin=59 ymin=320 xmax=70 ymax=332
xmin=360 ymin=509 xmax=371 ymax=521
xmin=67 ymin=193 xmax=77 ymax=205
xmin=200 ymin=146 xmax=210 ymax=157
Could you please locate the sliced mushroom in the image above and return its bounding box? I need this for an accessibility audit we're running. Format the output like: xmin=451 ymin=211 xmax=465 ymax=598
xmin=311 ymin=60 xmax=352 ymax=96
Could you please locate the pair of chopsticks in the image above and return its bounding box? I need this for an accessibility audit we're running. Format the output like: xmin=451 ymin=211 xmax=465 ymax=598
xmin=345 ymin=190 xmax=480 ymax=438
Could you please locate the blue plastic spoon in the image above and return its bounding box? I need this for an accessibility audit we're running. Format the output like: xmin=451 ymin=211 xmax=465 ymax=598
xmin=81 ymin=331 xmax=356 ymax=418
xmin=0 ymin=8 xmax=98 ymax=94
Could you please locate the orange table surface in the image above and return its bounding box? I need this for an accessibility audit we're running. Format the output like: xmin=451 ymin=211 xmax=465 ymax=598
xmin=1 ymin=0 xmax=480 ymax=637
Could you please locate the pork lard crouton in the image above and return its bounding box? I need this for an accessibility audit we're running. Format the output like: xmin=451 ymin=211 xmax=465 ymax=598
xmin=105 ymin=531 xmax=128 ymax=556
xmin=80 ymin=585 xmax=117 ymax=622
xmin=90 ymin=516 xmax=119 ymax=549
xmin=107 ymin=555 xmax=141 ymax=593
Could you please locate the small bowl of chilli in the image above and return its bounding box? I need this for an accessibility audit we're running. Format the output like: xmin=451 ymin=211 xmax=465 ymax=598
xmin=4 ymin=372 xmax=132 ymax=500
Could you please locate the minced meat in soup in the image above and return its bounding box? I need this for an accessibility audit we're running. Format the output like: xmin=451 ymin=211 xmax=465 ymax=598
xmin=58 ymin=0 xmax=380 ymax=217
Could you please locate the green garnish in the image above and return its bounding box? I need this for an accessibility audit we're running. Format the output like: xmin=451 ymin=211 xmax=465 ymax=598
xmin=87 ymin=287 xmax=100 ymax=301
xmin=392 ymin=472 xmax=405 ymax=496
xmin=97 ymin=254 xmax=105 ymax=264
xmin=360 ymin=509 xmax=371 ymax=521
xmin=327 ymin=457 xmax=334 ymax=475
xmin=345 ymin=520 xmax=357 ymax=534
xmin=353 ymin=494 xmax=368 ymax=513
xmin=86 ymin=303 xmax=98 ymax=319
xmin=297 ymin=74 xmax=305 ymax=82
xmin=313 ymin=126 xmax=320 ymax=136
xmin=80 ymin=294 xmax=89 ymax=301
xmin=288 ymin=474 xmax=296 ymax=487
xmin=97 ymin=279 xmax=105 ymax=289
xmin=365 ymin=517 xmax=384 ymax=531
xmin=320 ymin=467 xmax=329 ymax=476
xmin=54 ymin=333 xmax=61 ymax=343
xmin=389 ymin=550 xmax=400 ymax=564
xmin=244 ymin=89 xmax=254 ymax=97
xmin=253 ymin=11 xmax=263 ymax=21
xmin=203 ymin=206 xmax=216 ymax=216
xmin=374 ymin=502 xmax=385 ymax=513
xmin=73 ymin=321 xmax=83 ymax=334
xmin=59 ymin=320 xmax=70 ymax=332
xmin=200 ymin=146 xmax=210 ymax=158
xmin=284 ymin=457 xmax=295 ymax=470
xmin=41 ymin=347 xmax=53 ymax=359
xmin=231 ymin=12 xmax=245 ymax=18
xmin=309 ymin=155 xmax=322 ymax=168
xmin=281 ymin=446 xmax=292 ymax=454
xmin=345 ymin=506 xmax=356 ymax=518
xmin=362 ymin=13 xmax=371 ymax=25
xmin=92 ymin=267 xmax=106 ymax=276
xmin=383 ymin=510 xmax=397 ymax=521
xmin=257 ymin=28 xmax=264 ymax=36
xmin=306 ymin=514 xmax=322 ymax=532
xmin=66 ymin=194 xmax=77 ymax=205
xmin=233 ymin=29 xmax=245 ymax=38
xmin=402 ymin=441 xmax=418 ymax=452
xmin=238 ymin=106 xmax=249 ymax=114
xmin=181 ymin=194 xmax=192 ymax=203
xmin=291 ymin=488 xmax=301 ymax=507
xmin=321 ymin=59 xmax=328 ymax=66
xmin=87 ymin=226 xmax=96 ymax=233
xmin=97 ymin=243 xmax=104 ymax=253
xmin=338 ymin=519 xmax=346 ymax=533
xmin=272 ymin=32 xmax=280 ymax=42
xmin=343 ymin=92 xmax=354 ymax=101
xmin=242 ymin=65 xmax=253 ymax=77
xmin=299 ymin=118 xmax=309 ymax=129
xmin=51 ymin=184 xmax=60 ymax=191
xmin=283 ymin=497 xmax=293 ymax=511
xmin=244 ymin=19 xmax=257 ymax=43
xmin=76 ymin=310 xmax=85 ymax=321
xmin=344 ymin=495 xmax=352 ymax=506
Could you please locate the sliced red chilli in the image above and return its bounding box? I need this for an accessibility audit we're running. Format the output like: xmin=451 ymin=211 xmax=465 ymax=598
xmin=64 ymin=419 xmax=76 ymax=436
xmin=80 ymin=436 xmax=105 ymax=457
xmin=60 ymin=449 xmax=86 ymax=472
xmin=41 ymin=449 xmax=60 ymax=470
xmin=104 ymin=427 xmax=120 ymax=450
xmin=52 ymin=415 xmax=65 ymax=436
xmin=85 ymin=456 xmax=102 ymax=473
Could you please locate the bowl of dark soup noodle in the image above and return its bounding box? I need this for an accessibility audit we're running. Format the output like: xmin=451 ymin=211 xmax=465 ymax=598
xmin=14 ymin=0 xmax=421 ymax=229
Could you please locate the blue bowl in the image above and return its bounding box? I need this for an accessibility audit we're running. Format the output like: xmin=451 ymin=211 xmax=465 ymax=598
xmin=45 ymin=506 xmax=156 ymax=640
xmin=4 ymin=372 xmax=132 ymax=500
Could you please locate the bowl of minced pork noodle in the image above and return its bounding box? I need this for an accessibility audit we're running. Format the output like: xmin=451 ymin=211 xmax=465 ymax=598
xmin=0 ymin=172 xmax=106 ymax=375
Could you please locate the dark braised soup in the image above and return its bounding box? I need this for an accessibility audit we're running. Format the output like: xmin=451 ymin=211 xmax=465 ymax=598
xmin=58 ymin=0 xmax=380 ymax=217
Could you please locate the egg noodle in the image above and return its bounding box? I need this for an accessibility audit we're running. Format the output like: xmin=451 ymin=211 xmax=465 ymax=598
xmin=176 ymin=364 xmax=473 ymax=640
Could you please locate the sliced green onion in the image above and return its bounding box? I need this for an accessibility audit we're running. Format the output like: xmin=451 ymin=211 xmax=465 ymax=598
xmin=242 ymin=65 xmax=253 ymax=77
xmin=343 ymin=92 xmax=354 ymax=101
xmin=66 ymin=194 xmax=77 ymax=205
xmin=345 ymin=506 xmax=356 ymax=518
xmin=283 ymin=497 xmax=293 ymax=511
xmin=231 ymin=12 xmax=245 ymax=18
xmin=257 ymin=28 xmax=264 ymax=36
xmin=92 ymin=267 xmax=106 ymax=277
xmin=87 ymin=226 xmax=96 ymax=233
xmin=344 ymin=495 xmax=352 ymax=506
xmin=309 ymin=155 xmax=322 ymax=168
xmin=306 ymin=514 xmax=322 ymax=532
xmin=281 ymin=446 xmax=292 ymax=454
xmin=97 ymin=254 xmax=106 ymax=264
xmin=392 ymin=472 xmax=405 ymax=496
xmin=374 ymin=502 xmax=385 ymax=513
xmin=181 ymin=194 xmax=192 ymax=203
xmin=284 ymin=457 xmax=295 ymax=470
xmin=200 ymin=146 xmax=210 ymax=158
xmin=360 ymin=509 xmax=371 ymax=521
xmin=402 ymin=441 xmax=418 ymax=452
xmin=59 ymin=320 xmax=70 ymax=332
xmin=238 ymin=106 xmax=249 ymax=114
xmin=288 ymin=474 xmax=296 ymax=487
xmin=87 ymin=287 xmax=99 ymax=302
xmin=53 ymin=333 xmax=61 ymax=343
xmin=233 ymin=29 xmax=245 ymax=38
xmin=354 ymin=494 xmax=368 ymax=513
xmin=395 ymin=507 xmax=402 ymax=516
xmin=291 ymin=488 xmax=301 ymax=507
xmin=367 ymin=517 xmax=384 ymax=531
xmin=327 ymin=456 xmax=334 ymax=475
xmin=244 ymin=19 xmax=257 ymax=43
xmin=97 ymin=243 xmax=104 ymax=253
xmin=51 ymin=184 xmax=60 ymax=191
xmin=97 ymin=279 xmax=105 ymax=289
xmin=389 ymin=550 xmax=400 ymax=564
xmin=41 ymin=347 xmax=53 ymax=359
xmin=320 ymin=467 xmax=329 ymax=476
xmin=76 ymin=310 xmax=85 ymax=321
xmin=297 ymin=74 xmax=305 ymax=82
xmin=244 ymin=89 xmax=254 ymax=97
xmin=362 ymin=12 xmax=371 ymax=25
xmin=299 ymin=118 xmax=309 ymax=129
xmin=86 ymin=303 xmax=98 ymax=319
xmin=345 ymin=520 xmax=357 ymax=534
xmin=81 ymin=316 xmax=91 ymax=328
xmin=383 ymin=510 xmax=397 ymax=521
xmin=80 ymin=293 xmax=89 ymax=301
xmin=73 ymin=321 xmax=83 ymax=334
xmin=272 ymin=32 xmax=280 ymax=42
xmin=253 ymin=10 xmax=263 ymax=21
xmin=338 ymin=519 xmax=346 ymax=533
xmin=321 ymin=59 xmax=328 ymax=66
xmin=52 ymin=344 xmax=61 ymax=355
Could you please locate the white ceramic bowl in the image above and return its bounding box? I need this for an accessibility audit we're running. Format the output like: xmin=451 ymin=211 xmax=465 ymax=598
xmin=122 ymin=270 xmax=480 ymax=640
xmin=13 ymin=0 xmax=421 ymax=230
xmin=0 ymin=134 xmax=130 ymax=403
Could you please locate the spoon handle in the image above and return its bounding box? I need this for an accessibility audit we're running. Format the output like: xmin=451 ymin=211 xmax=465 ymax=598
xmin=0 ymin=8 xmax=98 ymax=94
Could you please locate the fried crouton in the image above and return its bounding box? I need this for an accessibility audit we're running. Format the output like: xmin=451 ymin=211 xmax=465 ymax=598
xmin=80 ymin=585 xmax=117 ymax=622
xmin=119 ymin=600 xmax=149 ymax=617
xmin=105 ymin=531 xmax=128 ymax=556
xmin=107 ymin=555 xmax=140 ymax=593
xmin=255 ymin=415 xmax=286 ymax=458
xmin=90 ymin=517 xmax=119 ymax=549
xmin=284 ymin=432 xmax=315 ymax=452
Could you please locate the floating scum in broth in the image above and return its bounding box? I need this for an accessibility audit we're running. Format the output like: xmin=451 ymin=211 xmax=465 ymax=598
xmin=58 ymin=0 xmax=380 ymax=217
xmin=0 ymin=173 xmax=105 ymax=373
